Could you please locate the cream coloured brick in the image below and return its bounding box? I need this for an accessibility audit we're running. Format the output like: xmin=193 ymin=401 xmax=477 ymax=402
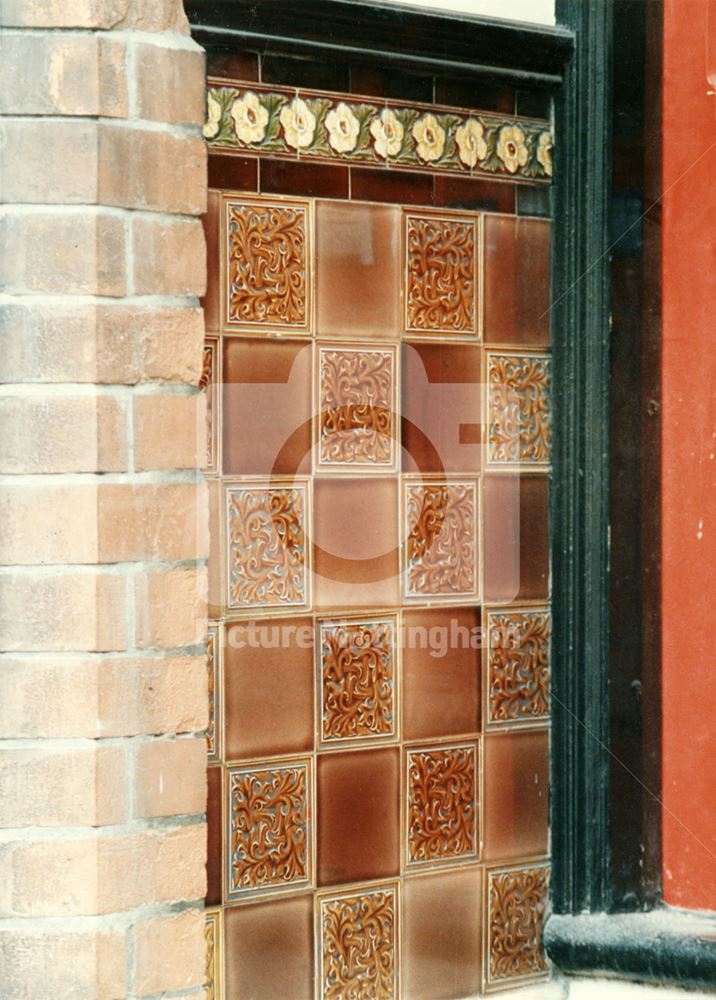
xmin=132 ymin=909 xmax=206 ymax=997
xmin=131 ymin=216 xmax=206 ymax=296
xmin=133 ymin=393 xmax=205 ymax=470
xmin=0 ymin=0 xmax=189 ymax=30
xmin=134 ymin=566 xmax=207 ymax=649
xmin=133 ymin=737 xmax=206 ymax=818
xmin=0 ymin=484 xmax=98 ymax=564
xmin=134 ymin=42 xmax=205 ymax=125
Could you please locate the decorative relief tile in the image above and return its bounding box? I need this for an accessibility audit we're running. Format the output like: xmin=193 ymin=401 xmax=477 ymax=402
xmin=226 ymin=759 xmax=312 ymax=901
xmin=404 ymin=480 xmax=478 ymax=601
xmin=206 ymin=623 xmax=221 ymax=763
xmin=317 ymin=346 xmax=397 ymax=470
xmin=487 ymin=352 xmax=551 ymax=467
xmin=318 ymin=617 xmax=397 ymax=746
xmin=406 ymin=744 xmax=478 ymax=866
xmin=487 ymin=609 xmax=551 ymax=729
xmin=205 ymin=80 xmax=553 ymax=183
xmin=200 ymin=337 xmax=219 ymax=474
xmin=224 ymin=197 xmax=311 ymax=334
xmin=319 ymin=886 xmax=398 ymax=1000
xmin=405 ymin=214 xmax=478 ymax=336
xmin=204 ymin=909 xmax=222 ymax=1000
xmin=225 ymin=482 xmax=309 ymax=611
xmin=486 ymin=864 xmax=550 ymax=988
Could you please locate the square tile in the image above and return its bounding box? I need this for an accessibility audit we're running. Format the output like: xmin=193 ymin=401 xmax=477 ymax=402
xmin=225 ymin=480 xmax=310 ymax=612
xmin=313 ymin=476 xmax=399 ymax=609
xmin=226 ymin=757 xmax=313 ymax=901
xmin=317 ymin=344 xmax=398 ymax=471
xmin=223 ymin=338 xmax=312 ymax=476
xmin=206 ymin=764 xmax=222 ymax=906
xmin=317 ymin=884 xmax=399 ymax=1000
xmin=485 ymin=608 xmax=550 ymax=729
xmin=404 ymin=212 xmax=479 ymax=337
xmin=401 ymin=342 xmax=482 ymax=474
xmin=402 ymin=607 xmax=481 ymax=741
xmin=483 ymin=475 xmax=549 ymax=603
xmin=318 ymin=615 xmax=398 ymax=748
xmin=403 ymin=479 xmax=479 ymax=602
xmin=482 ymin=729 xmax=549 ymax=862
xmin=402 ymin=868 xmax=482 ymax=1000
xmin=223 ymin=195 xmax=312 ymax=335
xmin=201 ymin=336 xmax=220 ymax=474
xmin=203 ymin=189 xmax=221 ymax=333
xmin=317 ymin=747 xmax=400 ymax=885
xmin=484 ymin=862 xmax=550 ymax=991
xmin=483 ymin=215 xmax=551 ymax=347
xmin=224 ymin=616 xmax=314 ymax=760
xmin=406 ymin=743 xmax=478 ymax=868
xmin=204 ymin=909 xmax=223 ymax=1000
xmin=316 ymin=200 xmax=400 ymax=339
xmin=487 ymin=351 xmax=551 ymax=468
xmin=224 ymin=894 xmax=314 ymax=1000
xmin=206 ymin=623 xmax=221 ymax=763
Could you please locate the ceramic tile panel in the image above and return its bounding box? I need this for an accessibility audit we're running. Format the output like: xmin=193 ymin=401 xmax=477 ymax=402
xmin=204 ymin=909 xmax=223 ymax=1000
xmin=403 ymin=478 xmax=479 ymax=602
xmin=206 ymin=765 xmax=223 ymax=907
xmin=482 ymin=729 xmax=549 ymax=863
xmin=485 ymin=608 xmax=551 ymax=729
xmin=317 ymin=615 xmax=398 ymax=748
xmin=484 ymin=862 xmax=550 ymax=992
xmin=222 ymin=194 xmax=312 ymax=335
xmin=483 ymin=475 xmax=549 ymax=603
xmin=483 ymin=215 xmax=551 ymax=346
xmin=404 ymin=211 xmax=481 ymax=338
xmin=405 ymin=743 xmax=479 ymax=869
xmin=486 ymin=351 xmax=551 ymax=469
xmin=317 ymin=344 xmax=398 ymax=471
xmin=317 ymin=884 xmax=399 ymax=1000
xmin=226 ymin=757 xmax=313 ymax=902
xmin=225 ymin=479 xmax=310 ymax=613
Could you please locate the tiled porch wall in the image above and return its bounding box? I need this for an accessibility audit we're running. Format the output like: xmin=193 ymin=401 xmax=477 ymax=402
xmin=0 ymin=3 xmax=209 ymax=997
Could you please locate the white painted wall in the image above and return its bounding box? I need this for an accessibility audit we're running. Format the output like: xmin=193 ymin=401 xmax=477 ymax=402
xmin=384 ymin=0 xmax=555 ymax=26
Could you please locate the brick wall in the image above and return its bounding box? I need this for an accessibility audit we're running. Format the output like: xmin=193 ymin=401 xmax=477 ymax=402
xmin=0 ymin=2 xmax=209 ymax=997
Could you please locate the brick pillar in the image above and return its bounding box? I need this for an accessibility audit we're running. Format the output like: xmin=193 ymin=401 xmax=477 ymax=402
xmin=0 ymin=3 xmax=209 ymax=998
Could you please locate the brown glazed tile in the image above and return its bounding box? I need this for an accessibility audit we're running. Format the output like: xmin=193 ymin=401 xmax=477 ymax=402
xmin=351 ymin=63 xmax=434 ymax=102
xmin=222 ymin=338 xmax=312 ymax=476
xmin=207 ymin=50 xmax=260 ymax=82
xmin=313 ymin=477 xmax=400 ymax=609
xmin=207 ymin=477 xmax=222 ymax=619
xmin=350 ymin=167 xmax=434 ymax=207
xmin=261 ymin=53 xmax=350 ymax=92
xmin=404 ymin=480 xmax=478 ymax=602
xmin=435 ymin=77 xmax=515 ymax=115
xmin=316 ymin=747 xmax=400 ymax=885
xmin=224 ymin=894 xmax=314 ymax=1000
xmin=483 ymin=475 xmax=549 ymax=603
xmin=486 ymin=608 xmax=550 ymax=728
xmin=402 ymin=607 xmax=481 ymax=741
xmin=406 ymin=744 xmax=478 ymax=866
xmin=206 ymin=764 xmax=222 ymax=906
xmin=487 ymin=352 xmax=552 ymax=468
xmin=207 ymin=153 xmax=258 ymax=193
xmin=483 ymin=215 xmax=551 ymax=347
xmin=315 ymin=201 xmax=400 ymax=339
xmin=224 ymin=616 xmax=314 ymax=759
xmin=486 ymin=863 xmax=550 ymax=988
xmin=402 ymin=343 xmax=482 ymax=474
xmin=404 ymin=213 xmax=478 ymax=337
xmin=434 ymin=175 xmax=515 ymax=215
xmin=319 ymin=885 xmax=399 ymax=1000
xmin=402 ymin=868 xmax=482 ymax=1000
xmin=204 ymin=910 xmax=222 ymax=1000
xmin=202 ymin=190 xmax=220 ymax=333
xmin=200 ymin=337 xmax=219 ymax=474
xmin=482 ymin=729 xmax=549 ymax=862
xmin=260 ymin=160 xmax=349 ymax=199
xmin=206 ymin=623 xmax=221 ymax=763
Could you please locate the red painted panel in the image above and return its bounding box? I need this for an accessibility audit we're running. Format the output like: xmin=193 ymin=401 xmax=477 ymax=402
xmin=663 ymin=0 xmax=716 ymax=909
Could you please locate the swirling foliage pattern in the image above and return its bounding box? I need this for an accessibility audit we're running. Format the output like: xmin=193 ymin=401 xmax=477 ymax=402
xmin=319 ymin=348 xmax=395 ymax=466
xmin=407 ymin=745 xmax=477 ymax=863
xmin=406 ymin=483 xmax=476 ymax=597
xmin=488 ymin=611 xmax=551 ymax=724
xmin=320 ymin=620 xmax=395 ymax=742
xmin=488 ymin=353 xmax=552 ymax=465
xmin=406 ymin=216 xmax=476 ymax=334
xmin=321 ymin=889 xmax=396 ymax=1000
xmin=488 ymin=866 xmax=550 ymax=982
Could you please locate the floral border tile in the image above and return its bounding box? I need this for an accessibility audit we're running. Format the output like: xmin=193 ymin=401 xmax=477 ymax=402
xmin=204 ymin=79 xmax=552 ymax=183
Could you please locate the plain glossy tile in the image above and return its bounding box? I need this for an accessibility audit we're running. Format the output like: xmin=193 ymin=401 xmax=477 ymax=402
xmin=223 ymin=338 xmax=312 ymax=476
xmin=403 ymin=868 xmax=482 ymax=1000
xmin=202 ymin=190 xmax=220 ymax=333
xmin=207 ymin=49 xmax=259 ymax=82
xmin=483 ymin=475 xmax=549 ymax=603
xmin=313 ymin=477 xmax=400 ymax=609
xmin=261 ymin=53 xmax=349 ymax=92
xmin=482 ymin=729 xmax=550 ymax=862
xmin=224 ymin=616 xmax=314 ymax=759
xmin=435 ymin=77 xmax=515 ymax=115
xmin=224 ymin=895 xmax=314 ymax=1000
xmin=206 ymin=764 xmax=222 ymax=906
xmin=484 ymin=215 xmax=551 ymax=347
xmin=402 ymin=343 xmax=482 ymax=474
xmin=351 ymin=64 xmax=434 ymax=101
xmin=350 ymin=167 xmax=434 ymax=206
xmin=316 ymin=201 xmax=400 ymax=339
xmin=402 ymin=607 xmax=481 ymax=740
xmin=260 ymin=160 xmax=349 ymax=199
xmin=207 ymin=153 xmax=259 ymax=193
xmin=316 ymin=747 xmax=400 ymax=885
xmin=434 ymin=175 xmax=516 ymax=214
xmin=207 ymin=477 xmax=222 ymax=619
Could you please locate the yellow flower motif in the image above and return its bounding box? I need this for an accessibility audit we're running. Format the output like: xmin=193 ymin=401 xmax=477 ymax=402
xmin=325 ymin=101 xmax=360 ymax=153
xmin=230 ymin=91 xmax=269 ymax=145
xmin=412 ymin=113 xmax=446 ymax=163
xmin=537 ymin=131 xmax=553 ymax=177
xmin=496 ymin=124 xmax=529 ymax=174
xmin=279 ymin=97 xmax=316 ymax=150
xmin=369 ymin=108 xmax=404 ymax=159
xmin=202 ymin=91 xmax=222 ymax=140
xmin=455 ymin=118 xmax=487 ymax=169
